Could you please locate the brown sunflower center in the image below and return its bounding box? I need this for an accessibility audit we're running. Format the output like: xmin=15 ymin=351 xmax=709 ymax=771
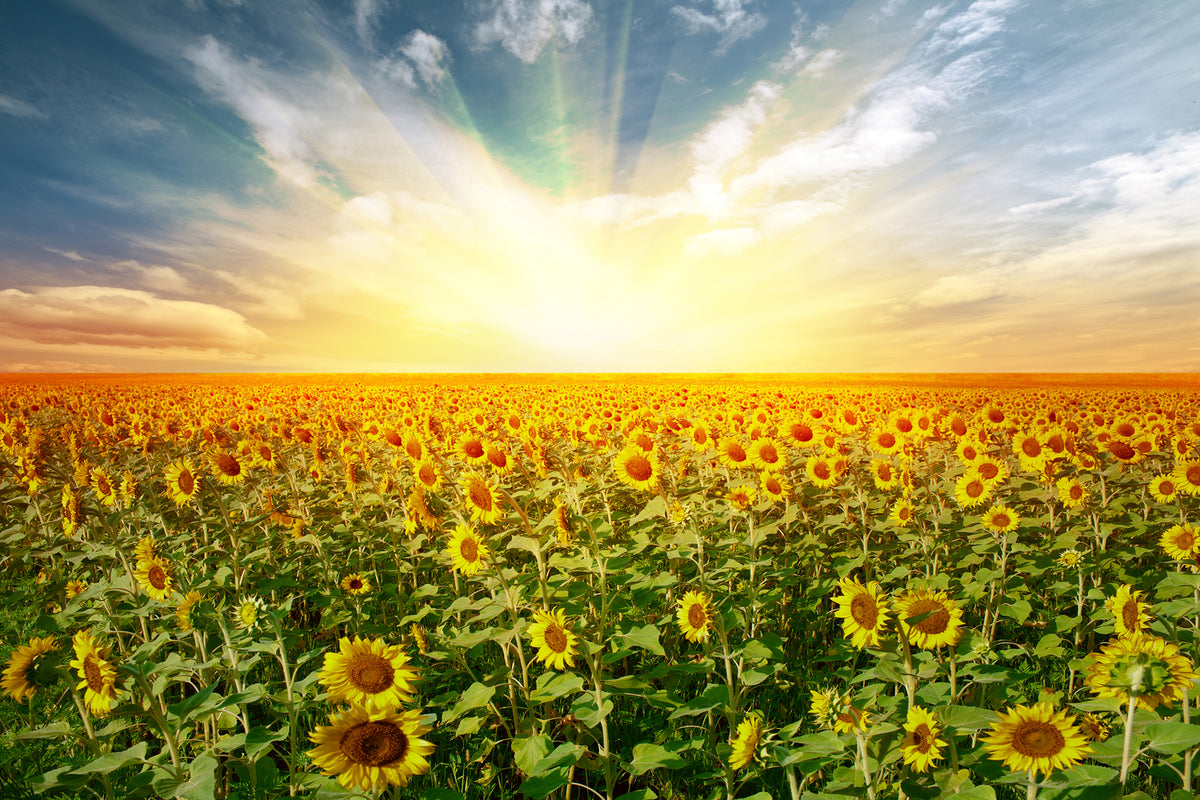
xmin=991 ymin=513 xmax=1011 ymax=529
xmin=896 ymin=419 xmax=914 ymax=434
xmin=1070 ymin=484 xmax=1084 ymax=500
xmin=1186 ymin=465 xmax=1200 ymax=487
xmin=1121 ymin=600 xmax=1139 ymax=632
xmin=340 ymin=720 xmax=408 ymax=766
xmin=487 ymin=449 xmax=508 ymax=469
xmin=878 ymin=432 xmax=896 ymax=449
xmin=178 ymin=468 xmax=195 ymax=495
xmin=1021 ymin=439 xmax=1041 ymax=457
xmin=348 ymin=578 xmax=364 ymax=591
xmin=406 ymin=439 xmax=423 ymax=460
xmin=348 ymin=653 xmax=396 ymax=694
xmin=966 ymin=480 xmax=984 ymax=499
xmin=758 ymin=444 xmax=779 ymax=464
xmin=898 ymin=506 xmax=912 ymax=521
xmin=215 ymin=453 xmax=241 ymax=477
xmin=725 ymin=444 xmax=747 ymax=462
xmin=625 ymin=454 xmax=653 ymax=482
xmin=1159 ymin=480 xmax=1176 ymax=496
xmin=463 ymin=440 xmax=484 ymax=459
xmin=543 ymin=623 xmax=568 ymax=654
xmin=987 ymin=409 xmax=1005 ymax=424
xmin=418 ymin=464 xmax=437 ymax=486
xmin=910 ymin=723 xmax=932 ymax=752
xmin=764 ymin=477 xmax=782 ymax=495
xmin=850 ymin=593 xmax=879 ymax=629
xmin=1115 ymin=422 xmax=1135 ymax=437
xmin=687 ymin=603 xmax=708 ymax=629
xmin=83 ymin=655 xmax=105 ymax=693
xmin=1175 ymin=529 xmax=1195 ymax=550
xmin=96 ymin=475 xmax=112 ymax=495
xmin=908 ymin=599 xmax=950 ymax=635
xmin=951 ymin=418 xmax=968 ymax=436
xmin=460 ymin=536 xmax=479 ymax=563
xmin=813 ymin=462 xmax=831 ymax=481
xmin=978 ymin=462 xmax=999 ymax=480
xmin=148 ymin=563 xmax=168 ymax=591
xmin=877 ymin=464 xmax=893 ymax=481
xmin=1012 ymin=720 xmax=1066 ymax=758
xmin=790 ymin=423 xmax=813 ymax=443
xmin=1108 ymin=441 xmax=1136 ymax=460
xmin=467 ymin=480 xmax=493 ymax=511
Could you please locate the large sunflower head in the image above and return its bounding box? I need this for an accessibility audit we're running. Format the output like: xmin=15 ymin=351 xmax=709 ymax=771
xmin=447 ymin=524 xmax=490 ymax=576
xmin=982 ymin=702 xmax=1091 ymax=777
xmin=1105 ymin=584 xmax=1151 ymax=636
xmin=747 ymin=438 xmax=785 ymax=471
xmin=308 ymin=704 xmax=435 ymax=792
xmin=901 ymin=706 xmax=947 ymax=773
xmin=527 ymin=608 xmax=579 ymax=671
xmin=895 ymin=588 xmax=964 ymax=650
xmin=134 ymin=555 xmax=174 ymax=602
xmin=676 ymin=590 xmax=714 ymax=644
xmin=981 ymin=504 xmax=1019 ymax=534
xmin=1149 ymin=474 xmax=1180 ymax=504
xmin=613 ymin=446 xmax=660 ymax=492
xmin=2 ymin=636 xmax=59 ymax=702
xmin=319 ymin=636 xmax=418 ymax=709
xmin=717 ymin=437 xmax=751 ymax=469
xmin=1161 ymin=524 xmax=1199 ymax=562
xmin=460 ymin=471 xmax=502 ymax=525
xmin=1084 ymin=633 xmax=1199 ymax=710
xmin=833 ymin=577 xmax=890 ymax=649
xmin=341 ymin=573 xmax=373 ymax=596
xmin=163 ymin=458 xmax=199 ymax=506
xmin=69 ymin=630 xmax=119 ymax=717
xmin=805 ymin=455 xmax=838 ymax=489
xmin=209 ymin=450 xmax=247 ymax=485
xmin=728 ymin=713 xmax=764 ymax=771
xmin=1056 ymin=476 xmax=1088 ymax=508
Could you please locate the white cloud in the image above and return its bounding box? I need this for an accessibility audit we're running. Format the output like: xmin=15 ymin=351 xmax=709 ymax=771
xmin=354 ymin=0 xmax=388 ymax=46
xmin=0 ymin=286 xmax=266 ymax=352
xmin=108 ymin=260 xmax=193 ymax=294
xmin=683 ymin=226 xmax=761 ymax=257
xmin=671 ymin=0 xmax=767 ymax=54
xmin=924 ymin=0 xmax=1019 ymax=56
xmin=872 ymin=0 xmax=908 ymax=23
xmin=400 ymin=30 xmax=451 ymax=87
xmin=212 ymin=270 xmax=304 ymax=320
xmin=0 ymin=94 xmax=45 ymax=118
xmin=184 ymin=35 xmax=325 ymax=189
xmin=913 ymin=273 xmax=1004 ymax=306
xmin=689 ymin=80 xmax=781 ymax=217
xmin=44 ymin=247 xmax=89 ymax=262
xmin=474 ymin=0 xmax=593 ymax=64
xmin=1006 ymin=195 xmax=1079 ymax=218
xmin=773 ymin=20 xmax=810 ymax=73
xmin=799 ymin=49 xmax=843 ymax=78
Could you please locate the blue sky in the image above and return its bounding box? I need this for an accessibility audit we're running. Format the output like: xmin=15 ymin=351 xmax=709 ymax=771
xmin=1 ymin=0 xmax=1198 ymax=372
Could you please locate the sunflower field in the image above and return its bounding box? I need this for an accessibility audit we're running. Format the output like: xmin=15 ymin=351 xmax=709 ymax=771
xmin=3 ymin=374 xmax=1200 ymax=800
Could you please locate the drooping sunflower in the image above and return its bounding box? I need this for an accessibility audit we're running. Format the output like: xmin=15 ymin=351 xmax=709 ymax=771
xmin=209 ymin=450 xmax=247 ymax=485
xmin=1078 ymin=713 xmax=1111 ymax=743
xmin=484 ymin=443 xmax=515 ymax=476
xmin=1161 ymin=524 xmax=1199 ymax=561
xmin=2 ymin=636 xmax=58 ymax=702
xmin=447 ymin=524 xmax=490 ymax=576
xmin=982 ymin=702 xmax=1091 ymax=777
xmin=341 ymin=573 xmax=373 ymax=596
xmin=308 ymin=704 xmax=435 ymax=791
xmin=134 ymin=534 xmax=156 ymax=562
xmin=527 ymin=608 xmax=579 ymax=670
xmin=70 ymin=630 xmax=118 ymax=716
xmin=981 ymin=504 xmax=1019 ymax=534
xmin=895 ymin=588 xmax=964 ymax=649
xmin=176 ymin=590 xmax=203 ymax=632
xmin=901 ymin=706 xmax=947 ymax=773
xmin=726 ymin=485 xmax=756 ymax=511
xmin=833 ymin=577 xmax=890 ymax=649
xmin=729 ymin=714 xmax=764 ymax=771
xmin=676 ymin=590 xmax=714 ymax=643
xmin=460 ymin=471 xmax=503 ymax=525
xmin=1105 ymin=584 xmax=1151 ymax=636
xmin=1084 ymin=633 xmax=1199 ymax=710
xmin=319 ymin=636 xmax=418 ymax=709
xmin=613 ymin=446 xmax=660 ymax=492
xmin=871 ymin=459 xmax=900 ymax=491
xmin=61 ymin=484 xmax=81 ymax=537
xmin=1149 ymin=474 xmax=1180 ymax=504
xmin=163 ymin=458 xmax=199 ymax=506
xmin=135 ymin=555 xmax=174 ymax=602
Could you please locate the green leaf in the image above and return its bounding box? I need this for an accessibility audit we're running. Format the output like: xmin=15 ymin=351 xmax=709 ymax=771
xmin=627 ymin=742 xmax=687 ymax=775
xmin=531 ymin=672 xmax=585 ymax=703
xmin=443 ymin=682 xmax=496 ymax=723
xmin=174 ymin=753 xmax=218 ymax=800
xmin=513 ymin=734 xmax=552 ymax=777
xmin=421 ymin=790 xmax=467 ymax=800
xmin=73 ymin=742 xmax=149 ymax=775
xmin=456 ymin=716 xmax=483 ymax=736
xmin=669 ymin=683 xmax=730 ymax=719
xmin=571 ymin=691 xmax=614 ymax=727
xmin=1001 ymin=599 xmax=1032 ymax=623
xmin=213 ymin=727 xmax=288 ymax=761
xmin=167 ymin=683 xmax=222 ymax=723
xmin=1145 ymin=722 xmax=1200 ymax=755
xmin=616 ymin=791 xmax=657 ymax=800
xmin=1034 ymin=634 xmax=1064 ymax=657
xmin=4 ymin=722 xmax=72 ymax=741
xmin=952 ymin=787 xmax=997 ymax=800
xmin=935 ymin=704 xmax=998 ymax=733
xmin=618 ymin=623 xmax=665 ymax=657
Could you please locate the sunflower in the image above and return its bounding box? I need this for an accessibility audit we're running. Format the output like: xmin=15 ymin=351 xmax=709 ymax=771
xmin=727 ymin=485 xmax=756 ymax=511
xmin=460 ymin=471 xmax=502 ymax=525
xmin=403 ymin=432 xmax=425 ymax=462
xmin=1085 ymin=633 xmax=1199 ymax=711
xmin=1014 ymin=432 xmax=1047 ymax=470
xmin=613 ymin=446 xmax=660 ymax=492
xmin=1056 ymin=549 xmax=1083 ymax=569
xmin=134 ymin=534 xmax=156 ymax=562
xmin=235 ymin=596 xmax=267 ymax=630
xmin=484 ymin=443 xmax=514 ymax=476
xmin=2 ymin=636 xmax=58 ymax=702
xmin=413 ymin=459 xmax=444 ymax=492
xmin=806 ymin=455 xmax=838 ymax=489
xmin=871 ymin=459 xmax=900 ymax=491
xmin=553 ymin=500 xmax=574 ymax=545
xmin=527 ymin=608 xmax=579 ymax=670
xmin=1056 ymin=477 xmax=1088 ymax=508
xmin=1149 ymin=474 xmax=1180 ymax=503
xmin=1105 ymin=584 xmax=1151 ymax=636
xmin=135 ymin=555 xmax=174 ymax=602
xmin=869 ymin=428 xmax=903 ymax=456
xmin=981 ymin=504 xmax=1019 ymax=534
xmin=1161 ymin=524 xmax=1199 ymax=561
xmin=320 ymin=636 xmax=418 ymax=709
xmin=447 ymin=524 xmax=490 ymax=576
xmin=717 ymin=437 xmax=752 ymax=469
xmin=70 ymin=630 xmax=118 ymax=716
xmin=982 ymin=702 xmax=1091 ymax=777
xmin=163 ymin=458 xmax=199 ymax=506
xmin=91 ymin=468 xmax=118 ymax=507
xmin=973 ymin=456 xmax=1008 ymax=487
xmin=341 ymin=573 xmax=373 ymax=596
xmin=454 ymin=433 xmax=488 ymax=466
xmin=810 ymin=688 xmax=871 ymax=734
xmin=895 ymin=588 xmax=964 ymax=649
xmin=308 ymin=704 xmax=435 ymax=791
xmin=61 ymin=484 xmax=81 ymax=537
xmin=832 ymin=577 xmax=890 ymax=649
xmin=954 ymin=473 xmax=991 ymax=509
xmin=1078 ymin=713 xmax=1110 ymax=743
xmin=676 ymin=590 xmax=714 ymax=643
xmin=65 ymin=579 xmax=88 ymax=600
xmin=689 ymin=424 xmax=711 ymax=451
xmin=209 ymin=450 xmax=247 ymax=485
xmin=409 ymin=624 xmax=429 ymax=656
xmin=888 ymin=499 xmax=916 ymax=527
xmin=759 ymin=472 xmax=791 ymax=502
xmin=748 ymin=438 xmax=785 ymax=471
xmin=729 ymin=714 xmax=763 ymax=771
xmin=176 ymin=590 xmax=203 ymax=632
xmin=901 ymin=706 xmax=946 ymax=773
xmin=783 ymin=420 xmax=818 ymax=448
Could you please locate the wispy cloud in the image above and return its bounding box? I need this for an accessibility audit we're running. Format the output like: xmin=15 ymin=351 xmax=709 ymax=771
xmin=473 ymin=0 xmax=594 ymax=64
xmin=377 ymin=29 xmax=451 ymax=89
xmin=671 ymin=0 xmax=767 ymax=54
xmin=353 ymin=0 xmax=389 ymax=47
xmin=0 ymin=94 xmax=46 ymax=118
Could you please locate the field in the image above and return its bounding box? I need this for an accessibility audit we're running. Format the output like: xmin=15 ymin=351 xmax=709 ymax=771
xmin=2 ymin=373 xmax=1200 ymax=800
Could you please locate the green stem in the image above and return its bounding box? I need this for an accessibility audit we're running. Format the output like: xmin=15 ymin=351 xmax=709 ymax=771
xmin=1119 ymin=693 xmax=1137 ymax=785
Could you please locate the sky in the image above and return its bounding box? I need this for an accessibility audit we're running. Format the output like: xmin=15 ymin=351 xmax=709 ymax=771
xmin=0 ymin=0 xmax=1198 ymax=373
